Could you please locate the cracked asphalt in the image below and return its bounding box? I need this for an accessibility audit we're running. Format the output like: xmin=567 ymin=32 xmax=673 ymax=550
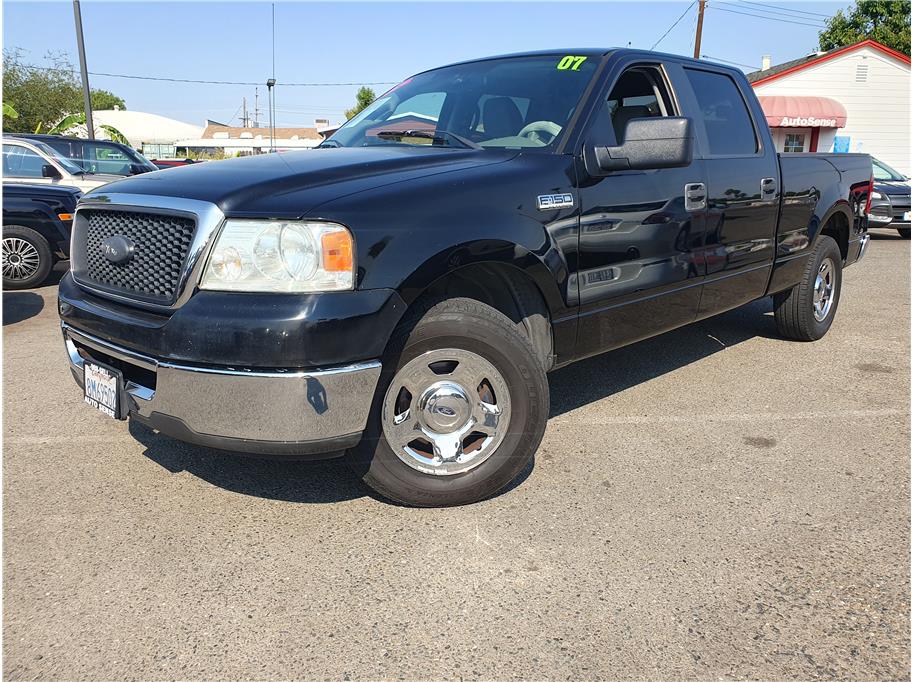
xmin=3 ymin=231 xmax=909 ymax=680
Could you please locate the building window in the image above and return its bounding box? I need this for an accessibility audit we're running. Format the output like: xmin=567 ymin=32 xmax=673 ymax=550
xmin=142 ymin=143 xmax=176 ymax=159
xmin=783 ymin=133 xmax=806 ymax=153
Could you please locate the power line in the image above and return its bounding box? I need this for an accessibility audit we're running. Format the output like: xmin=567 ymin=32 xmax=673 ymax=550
xmin=651 ymin=0 xmax=698 ymax=50
xmin=738 ymin=0 xmax=831 ymax=18
xmin=710 ymin=6 xmax=828 ymax=28
xmin=16 ymin=63 xmax=396 ymax=87
xmin=714 ymin=1 xmax=826 ymax=25
xmin=701 ymin=54 xmax=761 ymax=70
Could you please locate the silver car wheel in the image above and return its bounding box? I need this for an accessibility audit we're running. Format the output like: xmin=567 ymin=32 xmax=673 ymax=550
xmin=813 ymin=257 xmax=836 ymax=322
xmin=381 ymin=348 xmax=511 ymax=476
xmin=2 ymin=237 xmax=42 ymax=282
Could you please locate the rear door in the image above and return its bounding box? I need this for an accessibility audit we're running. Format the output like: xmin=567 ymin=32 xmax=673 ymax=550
xmin=572 ymin=59 xmax=708 ymax=359
xmin=679 ymin=67 xmax=779 ymax=317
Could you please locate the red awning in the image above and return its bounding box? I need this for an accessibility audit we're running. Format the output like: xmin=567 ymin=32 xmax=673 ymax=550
xmin=757 ymin=95 xmax=847 ymax=128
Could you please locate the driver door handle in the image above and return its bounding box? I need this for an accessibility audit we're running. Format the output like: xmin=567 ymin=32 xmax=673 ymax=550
xmin=684 ymin=182 xmax=706 ymax=211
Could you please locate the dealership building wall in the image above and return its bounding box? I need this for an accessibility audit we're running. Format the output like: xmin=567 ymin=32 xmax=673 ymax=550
xmin=747 ymin=40 xmax=911 ymax=175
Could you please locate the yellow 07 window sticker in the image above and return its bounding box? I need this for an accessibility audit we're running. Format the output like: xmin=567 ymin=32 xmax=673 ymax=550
xmin=556 ymin=55 xmax=588 ymax=71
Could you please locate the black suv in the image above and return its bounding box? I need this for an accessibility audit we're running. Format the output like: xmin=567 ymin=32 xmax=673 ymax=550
xmin=2 ymin=183 xmax=80 ymax=289
xmin=8 ymin=134 xmax=157 ymax=177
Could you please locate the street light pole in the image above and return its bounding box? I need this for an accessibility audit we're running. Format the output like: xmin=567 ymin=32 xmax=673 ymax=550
xmin=72 ymin=0 xmax=95 ymax=139
xmin=266 ymin=78 xmax=276 ymax=152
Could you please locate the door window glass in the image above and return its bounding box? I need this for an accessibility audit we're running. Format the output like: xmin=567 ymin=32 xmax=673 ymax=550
xmin=684 ymin=69 xmax=758 ymax=155
xmin=605 ymin=67 xmax=675 ymax=142
xmin=2 ymin=144 xmax=47 ymax=178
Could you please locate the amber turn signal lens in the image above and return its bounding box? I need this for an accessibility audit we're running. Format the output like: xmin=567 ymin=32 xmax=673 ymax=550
xmin=58 ymin=213 xmax=73 ymax=221
xmin=321 ymin=231 xmax=353 ymax=272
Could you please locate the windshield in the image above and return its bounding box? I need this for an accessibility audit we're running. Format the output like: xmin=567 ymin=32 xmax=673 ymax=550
xmin=872 ymin=157 xmax=907 ymax=182
xmin=328 ymin=54 xmax=599 ymax=151
xmin=29 ymin=140 xmax=84 ymax=175
xmin=43 ymin=138 xmax=156 ymax=175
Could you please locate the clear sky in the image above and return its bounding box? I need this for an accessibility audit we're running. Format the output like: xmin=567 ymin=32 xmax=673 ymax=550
xmin=4 ymin=0 xmax=851 ymax=128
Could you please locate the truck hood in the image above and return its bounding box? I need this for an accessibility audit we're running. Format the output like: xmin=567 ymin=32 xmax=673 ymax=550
xmin=86 ymin=147 xmax=516 ymax=217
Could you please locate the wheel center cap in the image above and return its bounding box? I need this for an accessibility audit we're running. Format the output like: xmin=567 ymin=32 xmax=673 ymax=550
xmin=419 ymin=381 xmax=471 ymax=433
xmin=9 ymin=255 xmax=20 ymax=264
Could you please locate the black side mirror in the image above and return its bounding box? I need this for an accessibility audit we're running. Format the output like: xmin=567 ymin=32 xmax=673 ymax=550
xmin=590 ymin=117 xmax=693 ymax=173
xmin=41 ymin=164 xmax=62 ymax=179
xmin=129 ymin=164 xmax=147 ymax=175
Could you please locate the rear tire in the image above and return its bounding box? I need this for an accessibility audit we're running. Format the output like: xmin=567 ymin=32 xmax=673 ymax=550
xmin=348 ymin=297 xmax=549 ymax=507
xmin=2 ymin=226 xmax=52 ymax=290
xmin=773 ymin=235 xmax=842 ymax=341
xmin=897 ymin=227 xmax=910 ymax=240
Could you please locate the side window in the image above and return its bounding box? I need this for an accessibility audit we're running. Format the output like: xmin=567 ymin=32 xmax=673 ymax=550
xmin=605 ymin=67 xmax=675 ymax=142
xmin=2 ymin=144 xmax=48 ymax=178
xmin=88 ymin=144 xmax=131 ymax=174
xmin=684 ymin=69 xmax=758 ymax=156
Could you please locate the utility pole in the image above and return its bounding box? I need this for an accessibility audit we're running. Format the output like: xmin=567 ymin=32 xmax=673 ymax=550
xmin=242 ymin=97 xmax=248 ymax=127
xmin=693 ymin=0 xmax=706 ymax=60
xmin=72 ymin=0 xmax=94 ymax=139
xmin=254 ymin=87 xmax=260 ymax=127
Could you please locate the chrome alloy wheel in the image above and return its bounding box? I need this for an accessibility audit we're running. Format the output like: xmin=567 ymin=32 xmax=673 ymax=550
xmin=813 ymin=257 xmax=836 ymax=322
xmin=381 ymin=348 xmax=511 ymax=476
xmin=1 ymin=237 xmax=41 ymax=283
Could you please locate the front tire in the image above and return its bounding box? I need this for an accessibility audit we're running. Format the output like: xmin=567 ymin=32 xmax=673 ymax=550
xmin=773 ymin=235 xmax=842 ymax=341
xmin=897 ymin=227 xmax=910 ymax=240
xmin=348 ymin=297 xmax=549 ymax=507
xmin=2 ymin=226 xmax=53 ymax=290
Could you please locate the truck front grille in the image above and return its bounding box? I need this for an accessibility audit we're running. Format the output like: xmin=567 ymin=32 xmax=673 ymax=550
xmin=75 ymin=209 xmax=196 ymax=305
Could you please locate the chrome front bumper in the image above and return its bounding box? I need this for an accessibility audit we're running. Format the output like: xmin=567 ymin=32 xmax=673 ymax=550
xmin=62 ymin=323 xmax=382 ymax=455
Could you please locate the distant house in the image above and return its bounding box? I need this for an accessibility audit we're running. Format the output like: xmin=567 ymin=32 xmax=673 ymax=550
xmin=174 ymin=123 xmax=324 ymax=157
xmin=746 ymin=39 xmax=910 ymax=174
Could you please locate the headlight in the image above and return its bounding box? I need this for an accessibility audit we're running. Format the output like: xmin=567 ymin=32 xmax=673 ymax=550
xmin=200 ymin=220 xmax=354 ymax=292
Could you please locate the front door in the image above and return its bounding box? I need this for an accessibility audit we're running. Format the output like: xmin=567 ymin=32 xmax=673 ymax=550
xmin=2 ymin=143 xmax=55 ymax=187
xmin=572 ymin=62 xmax=707 ymax=360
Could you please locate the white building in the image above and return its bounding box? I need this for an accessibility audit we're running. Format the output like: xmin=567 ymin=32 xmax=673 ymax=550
xmin=173 ymin=123 xmax=323 ymax=157
xmin=747 ymin=40 xmax=911 ymax=174
xmin=91 ymin=109 xmax=204 ymax=158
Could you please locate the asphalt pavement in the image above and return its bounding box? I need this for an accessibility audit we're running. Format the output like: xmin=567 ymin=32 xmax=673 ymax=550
xmin=3 ymin=232 xmax=909 ymax=680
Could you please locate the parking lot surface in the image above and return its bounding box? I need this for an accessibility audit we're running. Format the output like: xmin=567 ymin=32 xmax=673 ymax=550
xmin=3 ymin=233 xmax=910 ymax=680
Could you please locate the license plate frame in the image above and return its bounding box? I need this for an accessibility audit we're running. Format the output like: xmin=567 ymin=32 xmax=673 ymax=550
xmin=83 ymin=360 xmax=124 ymax=420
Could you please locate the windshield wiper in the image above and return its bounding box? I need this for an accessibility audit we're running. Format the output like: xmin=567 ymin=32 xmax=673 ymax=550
xmin=375 ymin=129 xmax=481 ymax=150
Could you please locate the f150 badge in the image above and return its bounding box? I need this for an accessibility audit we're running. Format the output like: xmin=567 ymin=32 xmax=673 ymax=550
xmin=537 ymin=193 xmax=574 ymax=211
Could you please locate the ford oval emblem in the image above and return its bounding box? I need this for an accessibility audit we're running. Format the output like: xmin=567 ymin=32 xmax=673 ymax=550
xmin=436 ymin=406 xmax=457 ymax=417
xmin=99 ymin=235 xmax=135 ymax=264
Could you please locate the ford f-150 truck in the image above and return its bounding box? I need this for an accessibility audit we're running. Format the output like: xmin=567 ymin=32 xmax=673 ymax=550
xmin=58 ymin=49 xmax=873 ymax=506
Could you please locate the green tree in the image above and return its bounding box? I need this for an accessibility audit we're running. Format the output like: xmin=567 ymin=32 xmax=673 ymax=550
xmin=2 ymin=49 xmax=126 ymax=133
xmin=344 ymin=86 xmax=376 ymax=120
xmin=818 ymin=0 xmax=911 ymax=55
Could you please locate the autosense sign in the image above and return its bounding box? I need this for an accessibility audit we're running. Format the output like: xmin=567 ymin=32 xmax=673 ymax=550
xmin=780 ymin=116 xmax=838 ymax=127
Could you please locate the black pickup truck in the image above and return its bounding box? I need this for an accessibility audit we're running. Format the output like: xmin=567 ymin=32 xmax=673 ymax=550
xmin=3 ymin=183 xmax=80 ymax=289
xmin=58 ymin=49 xmax=872 ymax=506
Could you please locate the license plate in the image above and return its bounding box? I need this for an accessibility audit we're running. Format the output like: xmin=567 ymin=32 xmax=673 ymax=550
xmin=83 ymin=361 xmax=121 ymax=419
xmin=903 ymin=211 xmax=910 ymax=222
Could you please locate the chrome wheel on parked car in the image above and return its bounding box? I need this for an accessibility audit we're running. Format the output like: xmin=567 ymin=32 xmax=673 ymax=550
xmin=2 ymin=237 xmax=42 ymax=284
xmin=381 ymin=348 xmax=511 ymax=476
xmin=813 ymin=257 xmax=836 ymax=322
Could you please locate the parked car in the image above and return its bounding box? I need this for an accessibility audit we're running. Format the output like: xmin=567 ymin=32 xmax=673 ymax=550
xmin=59 ymin=49 xmax=872 ymax=506
xmin=10 ymin=134 xmax=158 ymax=176
xmin=2 ymin=137 xmax=123 ymax=192
xmin=871 ymin=157 xmax=910 ymax=239
xmin=2 ymin=183 xmax=80 ymax=289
